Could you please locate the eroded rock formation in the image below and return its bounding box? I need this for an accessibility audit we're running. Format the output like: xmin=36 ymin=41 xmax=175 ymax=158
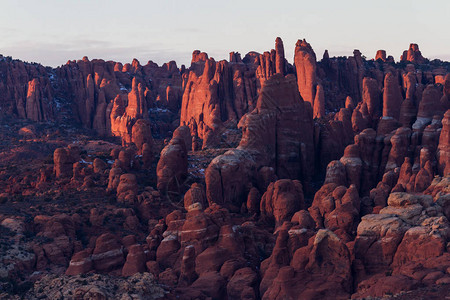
xmin=0 ymin=40 xmax=449 ymax=300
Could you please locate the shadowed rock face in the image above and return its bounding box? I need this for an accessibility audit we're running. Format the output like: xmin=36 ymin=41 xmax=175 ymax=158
xmin=418 ymin=85 xmax=444 ymax=119
xmin=438 ymin=110 xmax=450 ymax=176
xmin=206 ymin=73 xmax=314 ymax=209
xmin=0 ymin=40 xmax=449 ymax=300
xmin=362 ymin=77 xmax=381 ymax=121
xmin=260 ymin=179 xmax=305 ymax=228
xmin=131 ymin=119 xmax=153 ymax=154
xmin=247 ymin=73 xmax=314 ymax=179
xmin=383 ymin=72 xmax=403 ymax=120
xmin=157 ymin=137 xmax=188 ymax=193
xmin=261 ymin=229 xmax=352 ymax=299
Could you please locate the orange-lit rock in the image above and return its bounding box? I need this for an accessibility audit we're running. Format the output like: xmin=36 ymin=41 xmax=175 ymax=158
xmin=400 ymin=43 xmax=425 ymax=64
xmin=294 ymin=39 xmax=317 ymax=105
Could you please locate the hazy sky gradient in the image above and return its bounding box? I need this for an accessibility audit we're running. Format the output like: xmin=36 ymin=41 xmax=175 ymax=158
xmin=0 ymin=0 xmax=449 ymax=67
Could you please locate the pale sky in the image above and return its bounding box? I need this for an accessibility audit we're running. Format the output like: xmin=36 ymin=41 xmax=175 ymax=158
xmin=0 ymin=0 xmax=449 ymax=67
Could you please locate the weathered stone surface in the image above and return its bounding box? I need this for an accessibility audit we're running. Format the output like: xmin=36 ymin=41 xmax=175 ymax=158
xmin=117 ymin=173 xmax=138 ymax=203
xmin=383 ymin=72 xmax=403 ymax=120
xmin=362 ymin=77 xmax=381 ymax=120
xmin=66 ymin=250 xmax=93 ymax=275
xmin=294 ymin=39 xmax=317 ymax=105
xmin=324 ymin=160 xmax=347 ymax=186
xmin=183 ymin=183 xmax=207 ymax=211
xmin=400 ymin=43 xmax=425 ymax=64
xmin=178 ymin=245 xmax=197 ymax=286
xmin=206 ymin=73 xmax=314 ymax=209
xmin=122 ymin=244 xmax=146 ymax=276
xmin=54 ymin=148 xmax=73 ymax=178
xmin=262 ymin=229 xmax=352 ymax=300
xmin=417 ymin=85 xmax=443 ymax=120
xmin=157 ymin=137 xmax=188 ymax=193
xmin=260 ymin=179 xmax=305 ymax=228
xmin=92 ymin=233 xmax=125 ymax=272
xmin=354 ymin=213 xmax=409 ymax=274
xmin=340 ymin=144 xmax=363 ymax=189
xmin=438 ymin=110 xmax=450 ymax=176
xmin=131 ymin=119 xmax=153 ymax=154
xmin=227 ymin=267 xmax=258 ymax=300
xmin=375 ymin=50 xmax=387 ymax=62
